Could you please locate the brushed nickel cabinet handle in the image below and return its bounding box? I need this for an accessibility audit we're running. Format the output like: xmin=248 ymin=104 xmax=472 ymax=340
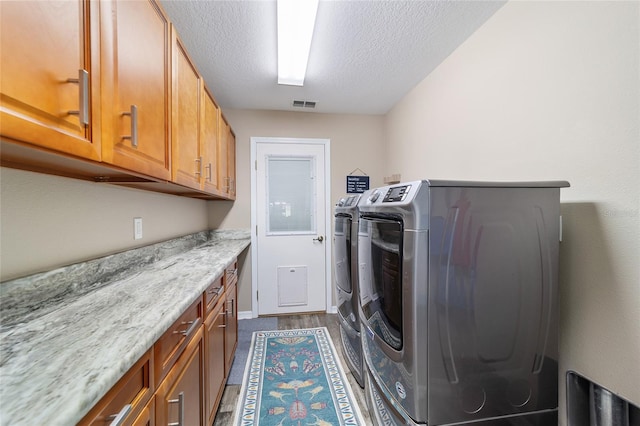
xmin=195 ymin=156 xmax=202 ymax=176
xmin=167 ymin=391 xmax=184 ymax=426
xmin=106 ymin=403 xmax=131 ymax=426
xmin=208 ymin=286 xmax=223 ymax=296
xmin=172 ymin=319 xmax=199 ymax=337
xmin=122 ymin=105 xmax=138 ymax=147
xmin=67 ymin=69 xmax=89 ymax=126
xmin=206 ymin=163 xmax=212 ymax=182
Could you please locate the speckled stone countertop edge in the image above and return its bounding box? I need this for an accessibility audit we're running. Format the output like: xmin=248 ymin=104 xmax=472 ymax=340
xmin=0 ymin=229 xmax=250 ymax=425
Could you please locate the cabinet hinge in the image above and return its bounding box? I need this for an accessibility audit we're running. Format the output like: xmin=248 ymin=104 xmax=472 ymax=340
xmin=255 ymin=160 xmax=257 ymax=170
xmin=257 ymin=290 xmax=259 ymax=301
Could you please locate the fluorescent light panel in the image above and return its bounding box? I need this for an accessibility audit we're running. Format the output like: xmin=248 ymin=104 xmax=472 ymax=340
xmin=277 ymin=0 xmax=319 ymax=86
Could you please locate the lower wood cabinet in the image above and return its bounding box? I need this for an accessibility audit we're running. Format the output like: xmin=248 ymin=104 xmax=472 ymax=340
xmin=204 ymin=298 xmax=226 ymax=426
xmin=131 ymin=398 xmax=155 ymax=426
xmin=78 ymin=349 xmax=153 ymax=426
xmin=80 ymin=267 xmax=238 ymax=426
xmin=224 ymin=281 xmax=238 ymax=377
xmin=155 ymin=327 xmax=204 ymax=426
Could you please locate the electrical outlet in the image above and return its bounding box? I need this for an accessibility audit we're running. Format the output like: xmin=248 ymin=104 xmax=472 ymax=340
xmin=134 ymin=217 xmax=143 ymax=240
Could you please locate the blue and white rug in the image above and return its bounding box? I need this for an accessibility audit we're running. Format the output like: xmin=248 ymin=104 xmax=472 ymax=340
xmin=233 ymin=327 xmax=366 ymax=425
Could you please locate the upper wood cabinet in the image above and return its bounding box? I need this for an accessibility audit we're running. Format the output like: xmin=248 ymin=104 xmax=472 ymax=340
xmin=227 ymin=126 xmax=237 ymax=200
xmin=1 ymin=0 xmax=238 ymax=200
xmin=171 ymin=28 xmax=202 ymax=191
xmin=99 ymin=0 xmax=171 ymax=181
xmin=200 ymin=89 xmax=222 ymax=195
xmin=0 ymin=1 xmax=100 ymax=161
xmin=218 ymin=114 xmax=237 ymax=200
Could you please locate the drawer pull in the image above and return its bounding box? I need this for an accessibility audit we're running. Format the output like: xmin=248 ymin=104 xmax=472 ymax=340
xmin=173 ymin=319 xmax=199 ymax=337
xmin=122 ymin=105 xmax=139 ymax=148
xmin=208 ymin=286 xmax=223 ymax=296
xmin=167 ymin=392 xmax=184 ymax=426
xmin=106 ymin=404 xmax=131 ymax=426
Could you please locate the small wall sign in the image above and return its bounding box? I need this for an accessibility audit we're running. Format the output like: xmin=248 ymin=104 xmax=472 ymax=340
xmin=346 ymin=175 xmax=370 ymax=194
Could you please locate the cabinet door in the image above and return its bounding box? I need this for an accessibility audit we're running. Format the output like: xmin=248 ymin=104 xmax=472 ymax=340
xmin=131 ymin=398 xmax=154 ymax=426
xmin=201 ymin=89 xmax=221 ymax=195
xmin=171 ymin=29 xmax=202 ymax=190
xmin=217 ymin=115 xmax=229 ymax=198
xmin=0 ymin=1 xmax=100 ymax=160
xmin=227 ymin=126 xmax=237 ymax=200
xmin=204 ymin=301 xmax=226 ymax=425
xmin=100 ymin=0 xmax=170 ymax=180
xmin=224 ymin=282 xmax=238 ymax=375
xmin=156 ymin=328 xmax=204 ymax=426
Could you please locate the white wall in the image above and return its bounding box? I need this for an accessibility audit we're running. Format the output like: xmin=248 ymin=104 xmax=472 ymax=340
xmin=208 ymin=109 xmax=386 ymax=312
xmin=0 ymin=167 xmax=209 ymax=281
xmin=385 ymin=1 xmax=639 ymax=423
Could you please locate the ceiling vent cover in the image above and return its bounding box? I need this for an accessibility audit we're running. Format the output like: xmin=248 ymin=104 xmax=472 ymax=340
xmin=292 ymin=100 xmax=316 ymax=109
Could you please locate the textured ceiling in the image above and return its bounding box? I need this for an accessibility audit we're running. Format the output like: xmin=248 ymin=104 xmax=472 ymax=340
xmin=159 ymin=0 xmax=506 ymax=115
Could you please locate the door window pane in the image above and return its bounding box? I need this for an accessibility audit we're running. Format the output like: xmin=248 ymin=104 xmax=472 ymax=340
xmin=267 ymin=156 xmax=315 ymax=234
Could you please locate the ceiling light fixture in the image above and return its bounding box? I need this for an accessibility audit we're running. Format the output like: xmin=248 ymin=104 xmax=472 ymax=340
xmin=277 ymin=0 xmax=319 ymax=86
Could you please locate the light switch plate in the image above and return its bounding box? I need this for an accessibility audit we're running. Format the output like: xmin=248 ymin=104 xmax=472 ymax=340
xmin=134 ymin=217 xmax=143 ymax=240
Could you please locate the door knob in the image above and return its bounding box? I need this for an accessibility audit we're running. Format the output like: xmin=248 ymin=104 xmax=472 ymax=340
xmin=313 ymin=235 xmax=324 ymax=242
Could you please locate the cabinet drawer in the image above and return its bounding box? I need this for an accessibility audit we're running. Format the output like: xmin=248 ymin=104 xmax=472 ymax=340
xmin=78 ymin=350 xmax=153 ymax=426
xmin=224 ymin=259 xmax=238 ymax=286
xmin=204 ymin=275 xmax=224 ymax=315
xmin=154 ymin=298 xmax=202 ymax=384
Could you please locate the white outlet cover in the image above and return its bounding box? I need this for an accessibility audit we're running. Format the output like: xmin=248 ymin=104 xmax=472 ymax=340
xmin=134 ymin=217 xmax=143 ymax=240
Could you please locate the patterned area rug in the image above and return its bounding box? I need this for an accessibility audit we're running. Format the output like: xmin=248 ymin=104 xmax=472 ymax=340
xmin=233 ymin=327 xmax=366 ymax=425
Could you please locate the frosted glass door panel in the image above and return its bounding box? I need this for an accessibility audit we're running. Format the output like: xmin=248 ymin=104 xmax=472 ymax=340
xmin=267 ymin=156 xmax=315 ymax=234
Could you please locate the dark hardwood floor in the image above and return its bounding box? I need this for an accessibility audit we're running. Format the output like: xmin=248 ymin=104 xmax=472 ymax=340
xmin=213 ymin=313 xmax=371 ymax=425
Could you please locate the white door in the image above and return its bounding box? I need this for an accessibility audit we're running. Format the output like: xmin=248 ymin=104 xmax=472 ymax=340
xmin=252 ymin=138 xmax=330 ymax=316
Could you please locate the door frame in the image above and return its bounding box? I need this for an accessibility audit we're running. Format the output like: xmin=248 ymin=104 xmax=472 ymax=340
xmin=250 ymin=137 xmax=332 ymax=318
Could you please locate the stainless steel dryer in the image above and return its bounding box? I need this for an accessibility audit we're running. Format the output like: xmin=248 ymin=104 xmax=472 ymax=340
xmin=357 ymin=180 xmax=569 ymax=426
xmin=333 ymin=193 xmax=365 ymax=387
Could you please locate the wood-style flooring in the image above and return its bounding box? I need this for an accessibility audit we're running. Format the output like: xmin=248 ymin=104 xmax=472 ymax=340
xmin=213 ymin=313 xmax=372 ymax=425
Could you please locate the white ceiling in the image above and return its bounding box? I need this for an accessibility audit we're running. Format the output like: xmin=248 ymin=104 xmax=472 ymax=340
xmin=159 ymin=0 xmax=506 ymax=115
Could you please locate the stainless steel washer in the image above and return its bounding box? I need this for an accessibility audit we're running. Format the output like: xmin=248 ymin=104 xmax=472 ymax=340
xmin=333 ymin=193 xmax=365 ymax=387
xmin=358 ymin=180 xmax=569 ymax=425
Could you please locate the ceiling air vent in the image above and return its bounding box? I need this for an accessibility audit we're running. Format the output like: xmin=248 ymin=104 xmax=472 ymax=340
xmin=292 ymin=100 xmax=316 ymax=109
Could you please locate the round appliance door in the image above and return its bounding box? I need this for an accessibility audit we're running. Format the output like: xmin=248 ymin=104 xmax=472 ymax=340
xmin=358 ymin=216 xmax=403 ymax=351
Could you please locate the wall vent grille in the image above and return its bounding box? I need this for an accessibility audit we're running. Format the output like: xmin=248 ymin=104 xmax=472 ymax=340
xmin=292 ymin=100 xmax=317 ymax=109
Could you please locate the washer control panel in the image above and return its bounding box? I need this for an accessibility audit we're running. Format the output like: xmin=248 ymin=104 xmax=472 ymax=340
xmin=383 ymin=184 xmax=411 ymax=202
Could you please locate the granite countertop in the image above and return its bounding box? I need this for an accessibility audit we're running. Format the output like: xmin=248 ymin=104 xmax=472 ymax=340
xmin=0 ymin=229 xmax=250 ymax=425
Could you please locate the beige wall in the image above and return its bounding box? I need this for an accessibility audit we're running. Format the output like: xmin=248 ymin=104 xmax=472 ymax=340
xmin=0 ymin=167 xmax=209 ymax=281
xmin=385 ymin=0 xmax=639 ymax=422
xmin=208 ymin=109 xmax=386 ymax=313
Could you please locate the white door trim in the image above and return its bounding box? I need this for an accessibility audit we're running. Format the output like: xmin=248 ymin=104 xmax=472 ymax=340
xmin=250 ymin=137 xmax=332 ymax=318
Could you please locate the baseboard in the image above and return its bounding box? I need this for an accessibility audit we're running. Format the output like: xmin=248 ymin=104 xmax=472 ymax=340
xmin=238 ymin=310 xmax=254 ymax=320
xmin=238 ymin=307 xmax=337 ymax=320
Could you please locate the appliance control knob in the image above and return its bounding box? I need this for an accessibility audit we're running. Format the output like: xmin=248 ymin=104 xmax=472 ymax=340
xmin=337 ymin=198 xmax=346 ymax=207
xmin=369 ymin=190 xmax=380 ymax=203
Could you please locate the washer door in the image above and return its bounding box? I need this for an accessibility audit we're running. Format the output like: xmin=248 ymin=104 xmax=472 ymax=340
xmin=359 ymin=217 xmax=403 ymax=351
